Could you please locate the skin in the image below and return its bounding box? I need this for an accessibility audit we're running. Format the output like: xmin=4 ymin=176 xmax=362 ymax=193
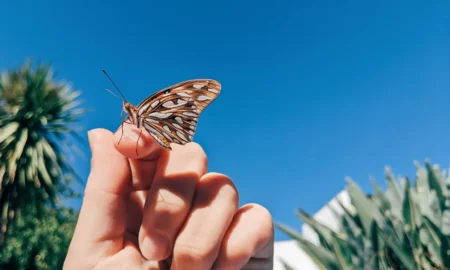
xmin=64 ymin=124 xmax=274 ymax=270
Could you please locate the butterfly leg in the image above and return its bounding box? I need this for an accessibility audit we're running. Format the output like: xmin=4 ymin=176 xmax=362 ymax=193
xmin=118 ymin=120 xmax=126 ymax=145
xmin=118 ymin=120 xmax=132 ymax=145
xmin=118 ymin=111 xmax=127 ymax=145
xmin=135 ymin=128 xmax=143 ymax=156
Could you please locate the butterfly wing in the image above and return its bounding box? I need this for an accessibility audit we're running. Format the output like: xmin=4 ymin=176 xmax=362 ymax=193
xmin=136 ymin=79 xmax=221 ymax=149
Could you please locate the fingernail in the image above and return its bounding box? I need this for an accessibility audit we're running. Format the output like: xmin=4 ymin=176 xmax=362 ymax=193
xmin=120 ymin=126 xmax=146 ymax=147
xmin=141 ymin=234 xmax=169 ymax=260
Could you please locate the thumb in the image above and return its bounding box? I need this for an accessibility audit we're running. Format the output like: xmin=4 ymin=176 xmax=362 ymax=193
xmin=86 ymin=128 xmax=131 ymax=194
xmin=65 ymin=129 xmax=132 ymax=267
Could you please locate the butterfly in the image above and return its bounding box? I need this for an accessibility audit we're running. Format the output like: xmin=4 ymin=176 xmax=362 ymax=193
xmin=102 ymin=70 xmax=221 ymax=155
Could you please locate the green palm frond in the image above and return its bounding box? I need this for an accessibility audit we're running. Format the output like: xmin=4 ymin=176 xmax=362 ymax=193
xmin=0 ymin=60 xmax=87 ymax=245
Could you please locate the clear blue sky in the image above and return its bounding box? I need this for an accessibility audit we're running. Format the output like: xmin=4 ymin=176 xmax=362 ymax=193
xmin=1 ymin=1 xmax=449 ymax=241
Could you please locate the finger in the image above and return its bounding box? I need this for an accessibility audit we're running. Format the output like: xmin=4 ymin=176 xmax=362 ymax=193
xmin=113 ymin=123 xmax=165 ymax=235
xmin=65 ymin=129 xmax=132 ymax=267
xmin=213 ymin=204 xmax=274 ymax=270
xmin=171 ymin=173 xmax=239 ymax=270
xmin=139 ymin=142 xmax=208 ymax=261
xmin=123 ymin=156 xmax=158 ymax=236
xmin=113 ymin=122 xmax=166 ymax=160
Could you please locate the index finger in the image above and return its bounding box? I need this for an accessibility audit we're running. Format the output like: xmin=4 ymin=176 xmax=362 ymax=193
xmin=112 ymin=123 xmax=170 ymax=236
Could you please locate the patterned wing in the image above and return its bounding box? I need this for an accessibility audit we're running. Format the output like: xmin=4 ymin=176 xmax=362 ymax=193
xmin=136 ymin=79 xmax=221 ymax=149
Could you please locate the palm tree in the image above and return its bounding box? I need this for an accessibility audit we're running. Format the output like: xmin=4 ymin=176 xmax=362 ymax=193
xmin=0 ymin=60 xmax=86 ymax=246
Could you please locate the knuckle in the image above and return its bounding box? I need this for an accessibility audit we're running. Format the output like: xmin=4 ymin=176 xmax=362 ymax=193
xmin=250 ymin=204 xmax=273 ymax=230
xmin=169 ymin=142 xmax=208 ymax=176
xmin=186 ymin=141 xmax=205 ymax=153
xmin=221 ymin=183 xmax=239 ymax=208
xmin=185 ymin=142 xmax=207 ymax=162
xmin=154 ymin=194 xmax=187 ymax=215
xmin=251 ymin=204 xmax=273 ymax=222
xmin=227 ymin=249 xmax=253 ymax=265
xmin=174 ymin=242 xmax=218 ymax=262
xmin=202 ymin=173 xmax=239 ymax=206
xmin=242 ymin=203 xmax=274 ymax=241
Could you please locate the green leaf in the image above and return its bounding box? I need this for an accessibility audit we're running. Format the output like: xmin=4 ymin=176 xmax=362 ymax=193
xmin=370 ymin=177 xmax=391 ymax=212
xmin=296 ymin=209 xmax=336 ymax=245
xmin=346 ymin=178 xmax=383 ymax=237
xmin=279 ymin=259 xmax=297 ymax=270
xmin=0 ymin=205 xmax=78 ymax=269
xmin=379 ymin=227 xmax=416 ymax=270
xmin=331 ymin=234 xmax=353 ymax=269
xmin=275 ymin=223 xmax=307 ymax=244
xmin=402 ymin=179 xmax=417 ymax=232
xmin=425 ymin=190 xmax=442 ymax=227
xmin=5 ymin=128 xmax=28 ymax=183
xmin=275 ymin=223 xmax=339 ymax=269
xmin=441 ymin=206 xmax=450 ymax=235
xmin=421 ymin=216 xmax=444 ymax=266
xmin=425 ymin=161 xmax=446 ymax=211
xmin=368 ymin=221 xmax=379 ymax=270
xmin=385 ymin=167 xmax=402 ymax=219
xmin=0 ymin=122 xmax=19 ymax=144
xmin=296 ymin=238 xmax=339 ymax=270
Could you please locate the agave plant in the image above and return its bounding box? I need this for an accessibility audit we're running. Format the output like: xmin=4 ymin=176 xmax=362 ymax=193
xmin=0 ymin=61 xmax=86 ymax=245
xmin=277 ymin=160 xmax=450 ymax=270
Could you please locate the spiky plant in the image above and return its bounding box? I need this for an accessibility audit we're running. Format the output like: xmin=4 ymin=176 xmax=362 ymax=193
xmin=277 ymin=160 xmax=450 ymax=270
xmin=0 ymin=61 xmax=86 ymax=245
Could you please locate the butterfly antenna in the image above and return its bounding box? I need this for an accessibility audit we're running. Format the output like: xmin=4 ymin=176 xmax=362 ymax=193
xmin=105 ymin=88 xmax=123 ymax=100
xmin=102 ymin=69 xmax=127 ymax=102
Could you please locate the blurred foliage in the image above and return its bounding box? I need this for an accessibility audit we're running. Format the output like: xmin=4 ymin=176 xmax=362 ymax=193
xmin=0 ymin=205 xmax=78 ymax=270
xmin=0 ymin=60 xmax=85 ymax=267
xmin=277 ymin=160 xmax=450 ymax=270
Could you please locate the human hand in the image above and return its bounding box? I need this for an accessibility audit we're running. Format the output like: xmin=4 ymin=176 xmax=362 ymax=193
xmin=64 ymin=125 xmax=274 ymax=269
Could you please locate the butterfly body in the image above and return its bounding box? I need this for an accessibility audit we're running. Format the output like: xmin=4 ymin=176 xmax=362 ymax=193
xmin=123 ymin=102 xmax=140 ymax=126
xmin=119 ymin=79 xmax=221 ymax=151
